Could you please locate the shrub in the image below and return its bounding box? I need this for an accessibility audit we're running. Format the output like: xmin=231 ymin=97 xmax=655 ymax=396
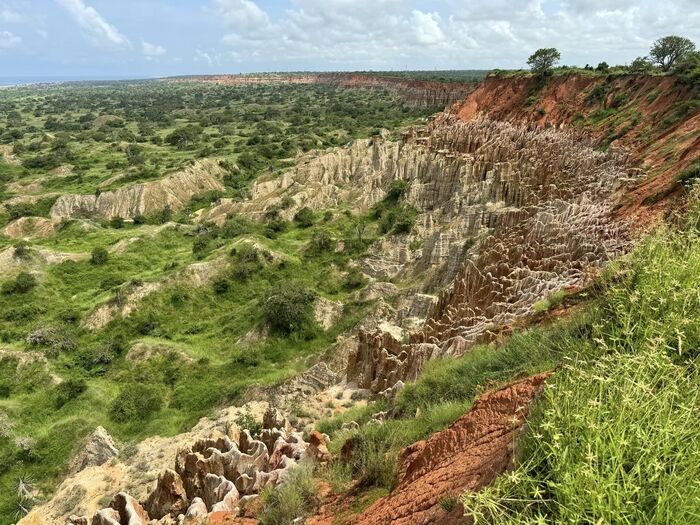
xmin=343 ymin=267 xmax=367 ymax=290
xmin=280 ymin=196 xmax=295 ymax=209
xmin=293 ymin=206 xmax=314 ymax=228
xmin=91 ymin=247 xmax=109 ymax=265
xmin=109 ymin=384 xmax=163 ymax=423
xmin=221 ymin=214 xmax=251 ymax=238
xmin=233 ymin=407 xmax=262 ymax=435
xmin=54 ymin=378 xmax=87 ymax=408
xmin=386 ymin=179 xmax=408 ymax=202
xmin=258 ymin=462 xmax=318 ymax=525
xmin=12 ymin=242 xmax=31 ymax=260
xmin=212 ymin=276 xmax=230 ymax=294
xmin=263 ymin=283 xmax=317 ymax=336
xmin=379 ymin=205 xmax=416 ymax=235
xmin=109 ymin=216 xmax=125 ymax=229
xmin=306 ymin=229 xmax=334 ymax=254
xmin=2 ymin=272 xmax=37 ymax=295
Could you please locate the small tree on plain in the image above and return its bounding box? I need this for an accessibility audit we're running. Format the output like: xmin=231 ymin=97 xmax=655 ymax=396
xmin=649 ymin=36 xmax=696 ymax=71
xmin=527 ymin=48 xmax=561 ymax=75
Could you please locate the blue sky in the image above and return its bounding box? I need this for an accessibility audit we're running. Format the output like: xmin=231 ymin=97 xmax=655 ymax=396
xmin=0 ymin=0 xmax=698 ymax=78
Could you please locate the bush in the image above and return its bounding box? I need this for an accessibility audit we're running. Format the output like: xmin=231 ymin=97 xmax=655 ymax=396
xmin=379 ymin=205 xmax=417 ymax=235
xmin=343 ymin=267 xmax=367 ymax=290
xmin=386 ymin=179 xmax=408 ymax=202
xmin=109 ymin=384 xmax=163 ymax=423
xmin=263 ymin=283 xmax=317 ymax=336
xmin=91 ymin=247 xmax=109 ymax=265
xmin=258 ymin=462 xmax=318 ymax=525
xmin=221 ymin=214 xmax=251 ymax=238
xmin=294 ymin=207 xmax=314 ymax=228
xmin=306 ymin=230 xmax=334 ymax=255
xmin=212 ymin=276 xmax=230 ymax=295
xmin=54 ymin=378 xmax=87 ymax=408
xmin=12 ymin=242 xmax=30 ymax=259
xmin=2 ymin=272 xmax=37 ymax=295
xmin=109 ymin=216 xmax=125 ymax=229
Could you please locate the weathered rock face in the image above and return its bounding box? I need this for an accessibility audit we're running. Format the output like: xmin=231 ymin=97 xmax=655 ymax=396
xmin=143 ymin=469 xmax=188 ymax=520
xmin=1 ymin=216 xmax=61 ymax=239
xmin=50 ymin=160 xmax=225 ymax=220
xmin=343 ymin=117 xmax=633 ymax=392
xmin=352 ymin=372 xmax=551 ymax=525
xmin=71 ymin=426 xmax=119 ymax=474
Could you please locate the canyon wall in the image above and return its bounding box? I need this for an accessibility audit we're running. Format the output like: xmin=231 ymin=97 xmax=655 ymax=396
xmin=183 ymin=73 xmax=476 ymax=107
xmin=50 ymin=160 xmax=226 ymax=220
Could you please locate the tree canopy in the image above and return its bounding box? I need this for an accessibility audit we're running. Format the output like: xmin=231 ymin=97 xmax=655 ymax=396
xmin=650 ymin=36 xmax=696 ymax=71
xmin=527 ymin=48 xmax=561 ymax=75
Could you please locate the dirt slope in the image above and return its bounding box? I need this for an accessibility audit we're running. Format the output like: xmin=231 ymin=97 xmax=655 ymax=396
xmin=346 ymin=372 xmax=551 ymax=525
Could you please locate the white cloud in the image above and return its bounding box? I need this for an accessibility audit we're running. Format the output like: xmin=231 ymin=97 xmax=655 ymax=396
xmin=0 ymin=5 xmax=23 ymax=24
xmin=208 ymin=0 xmax=700 ymax=70
xmin=142 ymin=41 xmax=166 ymax=59
xmin=411 ymin=11 xmax=445 ymax=46
xmin=55 ymin=0 xmax=130 ymax=48
xmin=0 ymin=29 xmax=20 ymax=49
xmin=195 ymin=49 xmax=222 ymax=66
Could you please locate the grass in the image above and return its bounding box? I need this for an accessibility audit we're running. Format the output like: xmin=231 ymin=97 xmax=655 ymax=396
xmin=462 ymin=191 xmax=700 ymax=524
xmin=0 ymin=188 xmax=388 ymax=519
xmin=258 ymin=462 xmax=319 ymax=525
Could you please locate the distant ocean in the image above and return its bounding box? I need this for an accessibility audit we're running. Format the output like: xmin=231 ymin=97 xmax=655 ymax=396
xmin=0 ymin=75 xmax=151 ymax=86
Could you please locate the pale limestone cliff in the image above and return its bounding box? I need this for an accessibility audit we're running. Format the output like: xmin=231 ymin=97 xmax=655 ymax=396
xmin=50 ymin=160 xmax=225 ymax=220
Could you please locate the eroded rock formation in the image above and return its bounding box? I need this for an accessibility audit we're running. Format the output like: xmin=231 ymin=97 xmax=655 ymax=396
xmin=50 ymin=160 xmax=225 ymax=220
xmin=67 ymin=407 xmax=323 ymax=524
xmin=351 ymin=372 xmax=551 ymax=525
xmin=342 ymin=117 xmax=633 ymax=392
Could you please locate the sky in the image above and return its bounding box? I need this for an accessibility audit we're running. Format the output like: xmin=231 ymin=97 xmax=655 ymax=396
xmin=0 ymin=0 xmax=698 ymax=78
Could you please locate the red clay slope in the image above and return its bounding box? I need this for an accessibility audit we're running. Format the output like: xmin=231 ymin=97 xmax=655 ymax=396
xmin=351 ymin=372 xmax=551 ymax=525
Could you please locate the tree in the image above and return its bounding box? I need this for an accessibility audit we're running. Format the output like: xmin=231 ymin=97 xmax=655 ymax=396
xmin=649 ymin=36 xmax=696 ymax=71
xmin=630 ymin=56 xmax=653 ymax=73
xmin=527 ymin=48 xmax=561 ymax=75
xmin=263 ymin=283 xmax=317 ymax=336
xmin=596 ymin=62 xmax=610 ymax=73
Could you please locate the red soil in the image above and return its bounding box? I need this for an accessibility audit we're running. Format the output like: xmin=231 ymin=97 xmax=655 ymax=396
xmin=343 ymin=372 xmax=551 ymax=525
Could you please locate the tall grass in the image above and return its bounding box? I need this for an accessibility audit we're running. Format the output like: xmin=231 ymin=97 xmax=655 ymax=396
xmin=258 ymin=462 xmax=319 ymax=525
xmin=462 ymin=193 xmax=700 ymax=524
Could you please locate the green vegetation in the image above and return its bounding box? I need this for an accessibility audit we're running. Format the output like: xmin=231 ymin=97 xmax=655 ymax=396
xmin=527 ymin=48 xmax=561 ymax=76
xmin=258 ymin=462 xmax=319 ymax=525
xmin=311 ymin=192 xmax=700 ymax=524
xmin=649 ymin=35 xmax=697 ymax=72
xmin=0 ymin=79 xmax=433 ymax=520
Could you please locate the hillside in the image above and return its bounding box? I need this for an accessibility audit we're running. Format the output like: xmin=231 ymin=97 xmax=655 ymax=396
xmin=2 ymin=72 xmax=699 ymax=525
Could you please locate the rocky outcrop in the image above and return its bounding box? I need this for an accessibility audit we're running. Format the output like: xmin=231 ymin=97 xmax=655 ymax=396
xmin=18 ymin=402 xmax=269 ymax=525
xmin=352 ymin=372 xmax=551 ymax=525
xmin=79 ymin=412 xmax=317 ymax=524
xmin=2 ymin=216 xmax=61 ymax=239
xmin=343 ymin=116 xmax=633 ymax=392
xmin=71 ymin=426 xmax=119 ymax=474
xmin=143 ymin=469 xmax=188 ymax=520
xmin=50 ymin=160 xmax=226 ymax=220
